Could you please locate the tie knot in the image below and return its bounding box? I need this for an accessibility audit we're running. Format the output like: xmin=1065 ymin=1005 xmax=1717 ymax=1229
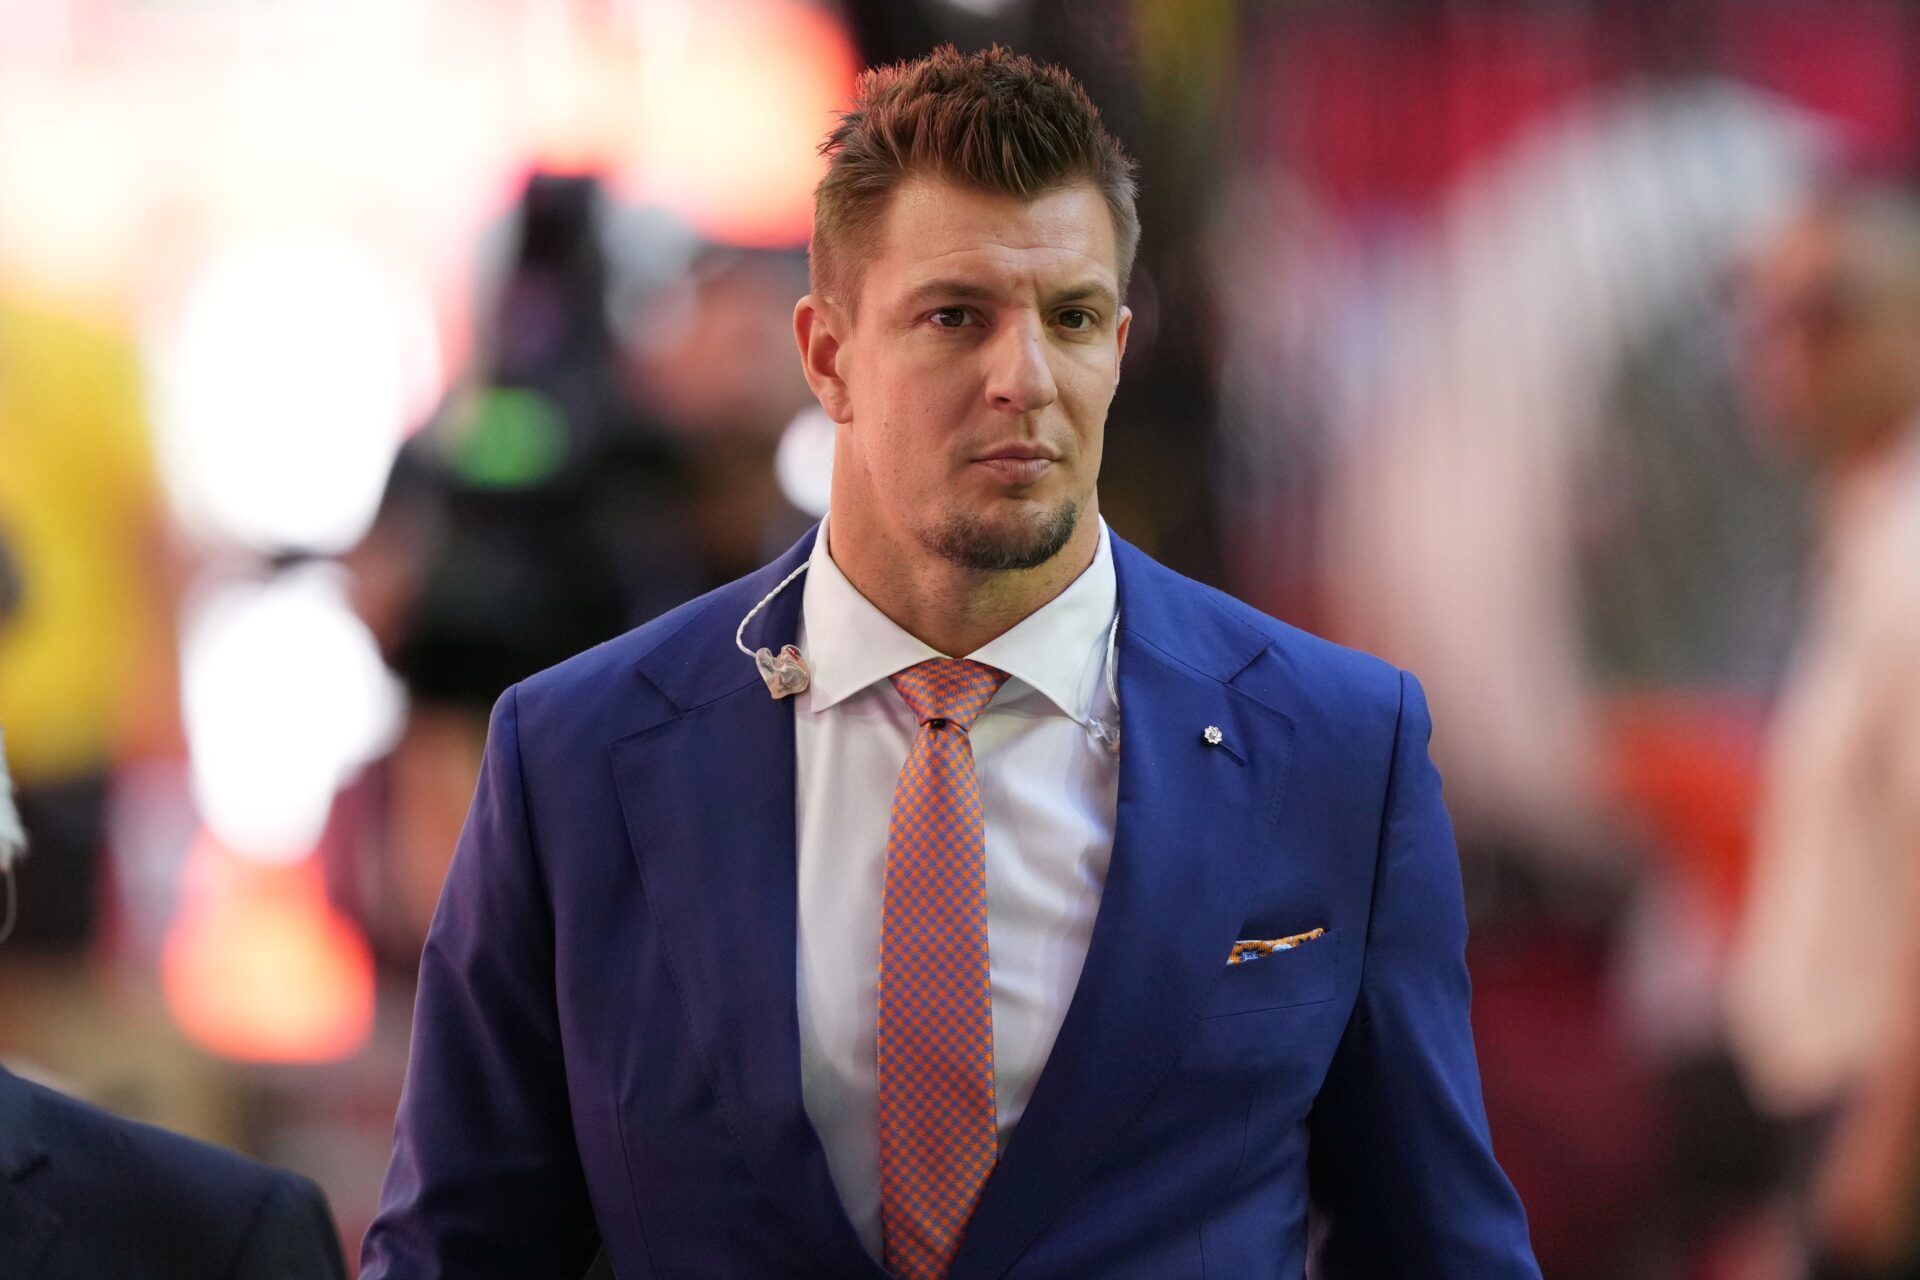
xmin=889 ymin=659 xmax=1009 ymax=731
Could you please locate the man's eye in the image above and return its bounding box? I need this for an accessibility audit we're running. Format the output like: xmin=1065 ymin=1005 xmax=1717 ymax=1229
xmin=1057 ymin=308 xmax=1095 ymax=330
xmin=930 ymin=307 xmax=972 ymax=328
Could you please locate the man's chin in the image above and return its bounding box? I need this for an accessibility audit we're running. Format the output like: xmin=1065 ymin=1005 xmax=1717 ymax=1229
xmin=921 ymin=500 xmax=1082 ymax=573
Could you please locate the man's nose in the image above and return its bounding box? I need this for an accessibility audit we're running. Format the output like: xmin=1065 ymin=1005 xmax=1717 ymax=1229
xmin=984 ymin=317 xmax=1058 ymax=415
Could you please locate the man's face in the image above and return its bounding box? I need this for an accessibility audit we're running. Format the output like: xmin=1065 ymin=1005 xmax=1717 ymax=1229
xmin=1742 ymin=211 xmax=1920 ymax=462
xmin=814 ymin=176 xmax=1130 ymax=572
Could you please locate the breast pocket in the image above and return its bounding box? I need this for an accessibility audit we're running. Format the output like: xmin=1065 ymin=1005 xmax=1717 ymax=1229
xmin=1200 ymin=928 xmax=1343 ymax=1019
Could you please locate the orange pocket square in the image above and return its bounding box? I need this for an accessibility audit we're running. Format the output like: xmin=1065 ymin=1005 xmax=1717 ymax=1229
xmin=1226 ymin=928 xmax=1327 ymax=965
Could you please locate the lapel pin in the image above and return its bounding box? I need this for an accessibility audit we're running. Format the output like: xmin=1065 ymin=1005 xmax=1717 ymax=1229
xmin=1202 ymin=725 xmax=1223 ymax=746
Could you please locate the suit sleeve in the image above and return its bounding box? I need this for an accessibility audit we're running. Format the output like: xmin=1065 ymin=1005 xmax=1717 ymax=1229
xmin=361 ymin=685 xmax=600 ymax=1278
xmin=1305 ymin=670 xmax=1540 ymax=1277
xmin=228 ymin=1171 xmax=349 ymax=1280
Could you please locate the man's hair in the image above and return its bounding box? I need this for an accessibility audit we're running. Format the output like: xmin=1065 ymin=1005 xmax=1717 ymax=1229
xmin=810 ymin=45 xmax=1139 ymax=310
xmin=1819 ymin=184 xmax=1920 ymax=312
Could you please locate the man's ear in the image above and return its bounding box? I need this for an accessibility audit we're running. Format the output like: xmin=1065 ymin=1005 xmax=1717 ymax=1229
xmin=1115 ymin=304 xmax=1132 ymax=381
xmin=795 ymin=294 xmax=854 ymax=424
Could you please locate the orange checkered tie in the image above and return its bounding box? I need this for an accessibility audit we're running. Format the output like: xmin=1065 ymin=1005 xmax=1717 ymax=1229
xmin=877 ymin=658 xmax=1010 ymax=1280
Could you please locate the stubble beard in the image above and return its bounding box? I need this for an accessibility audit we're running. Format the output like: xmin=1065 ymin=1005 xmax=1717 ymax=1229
xmin=921 ymin=497 xmax=1082 ymax=573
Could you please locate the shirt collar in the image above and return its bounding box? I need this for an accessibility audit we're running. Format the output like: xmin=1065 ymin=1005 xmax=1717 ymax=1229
xmin=799 ymin=513 xmax=1117 ymax=722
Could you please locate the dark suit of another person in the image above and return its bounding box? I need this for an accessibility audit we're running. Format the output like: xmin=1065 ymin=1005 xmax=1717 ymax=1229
xmin=0 ymin=1064 xmax=347 ymax=1279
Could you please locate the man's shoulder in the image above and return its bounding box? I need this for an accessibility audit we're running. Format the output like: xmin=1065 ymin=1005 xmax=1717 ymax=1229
xmin=517 ymin=576 xmax=749 ymax=704
xmin=511 ymin=534 xmax=815 ymax=736
xmin=2 ymin=1068 xmax=339 ymax=1271
xmin=514 ymin=552 xmax=791 ymax=710
xmin=13 ymin=1069 xmax=312 ymax=1200
xmin=1112 ymin=537 xmax=1405 ymax=720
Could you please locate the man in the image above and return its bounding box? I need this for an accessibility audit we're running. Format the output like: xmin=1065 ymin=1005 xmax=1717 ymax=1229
xmin=1724 ymin=188 xmax=1920 ymax=1279
xmin=364 ymin=46 xmax=1537 ymax=1278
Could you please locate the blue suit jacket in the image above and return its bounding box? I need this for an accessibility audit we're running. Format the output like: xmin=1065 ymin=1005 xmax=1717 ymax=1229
xmin=363 ymin=526 xmax=1539 ymax=1279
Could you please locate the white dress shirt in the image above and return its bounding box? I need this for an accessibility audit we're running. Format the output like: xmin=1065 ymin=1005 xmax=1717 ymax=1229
xmin=792 ymin=514 xmax=1120 ymax=1258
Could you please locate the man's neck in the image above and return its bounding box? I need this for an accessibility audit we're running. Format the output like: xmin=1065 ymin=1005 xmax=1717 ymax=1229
xmin=1819 ymin=416 xmax=1916 ymax=522
xmin=825 ymin=509 xmax=1101 ymax=658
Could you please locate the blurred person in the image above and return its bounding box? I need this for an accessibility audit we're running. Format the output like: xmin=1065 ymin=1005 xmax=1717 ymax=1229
xmin=1724 ymin=188 xmax=1920 ymax=1278
xmin=376 ymin=179 xmax=809 ymax=712
xmin=1294 ymin=80 xmax=1826 ymax=1278
xmin=363 ymin=47 xmax=1537 ymax=1280
xmin=0 ymin=1062 xmax=348 ymax=1278
xmin=346 ymin=195 xmax=815 ymax=960
xmin=382 ymin=173 xmax=699 ymax=713
xmin=344 ymin=175 xmax=699 ymax=959
xmin=616 ymin=244 xmax=818 ymax=581
xmin=0 ymin=736 xmax=345 ymax=1277
xmin=0 ymin=297 xmax=176 ymax=954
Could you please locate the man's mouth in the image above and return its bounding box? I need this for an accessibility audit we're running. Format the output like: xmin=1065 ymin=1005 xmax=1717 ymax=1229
xmin=971 ymin=447 xmax=1057 ymax=484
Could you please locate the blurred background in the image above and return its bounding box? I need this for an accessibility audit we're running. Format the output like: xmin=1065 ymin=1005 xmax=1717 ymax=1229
xmin=4 ymin=0 xmax=1920 ymax=1275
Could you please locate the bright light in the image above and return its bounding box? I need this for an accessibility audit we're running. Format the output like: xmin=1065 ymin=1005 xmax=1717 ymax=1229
xmin=0 ymin=76 xmax=152 ymax=301
xmin=148 ymin=234 xmax=441 ymax=555
xmin=776 ymin=405 xmax=835 ymax=517
xmin=163 ymin=834 xmax=374 ymax=1064
xmin=618 ymin=0 xmax=856 ymax=247
xmin=181 ymin=565 xmax=405 ymax=865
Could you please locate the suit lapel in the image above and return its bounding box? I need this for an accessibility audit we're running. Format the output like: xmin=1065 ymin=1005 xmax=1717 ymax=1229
xmin=949 ymin=542 xmax=1298 ymax=1280
xmin=608 ymin=529 xmax=886 ymax=1280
